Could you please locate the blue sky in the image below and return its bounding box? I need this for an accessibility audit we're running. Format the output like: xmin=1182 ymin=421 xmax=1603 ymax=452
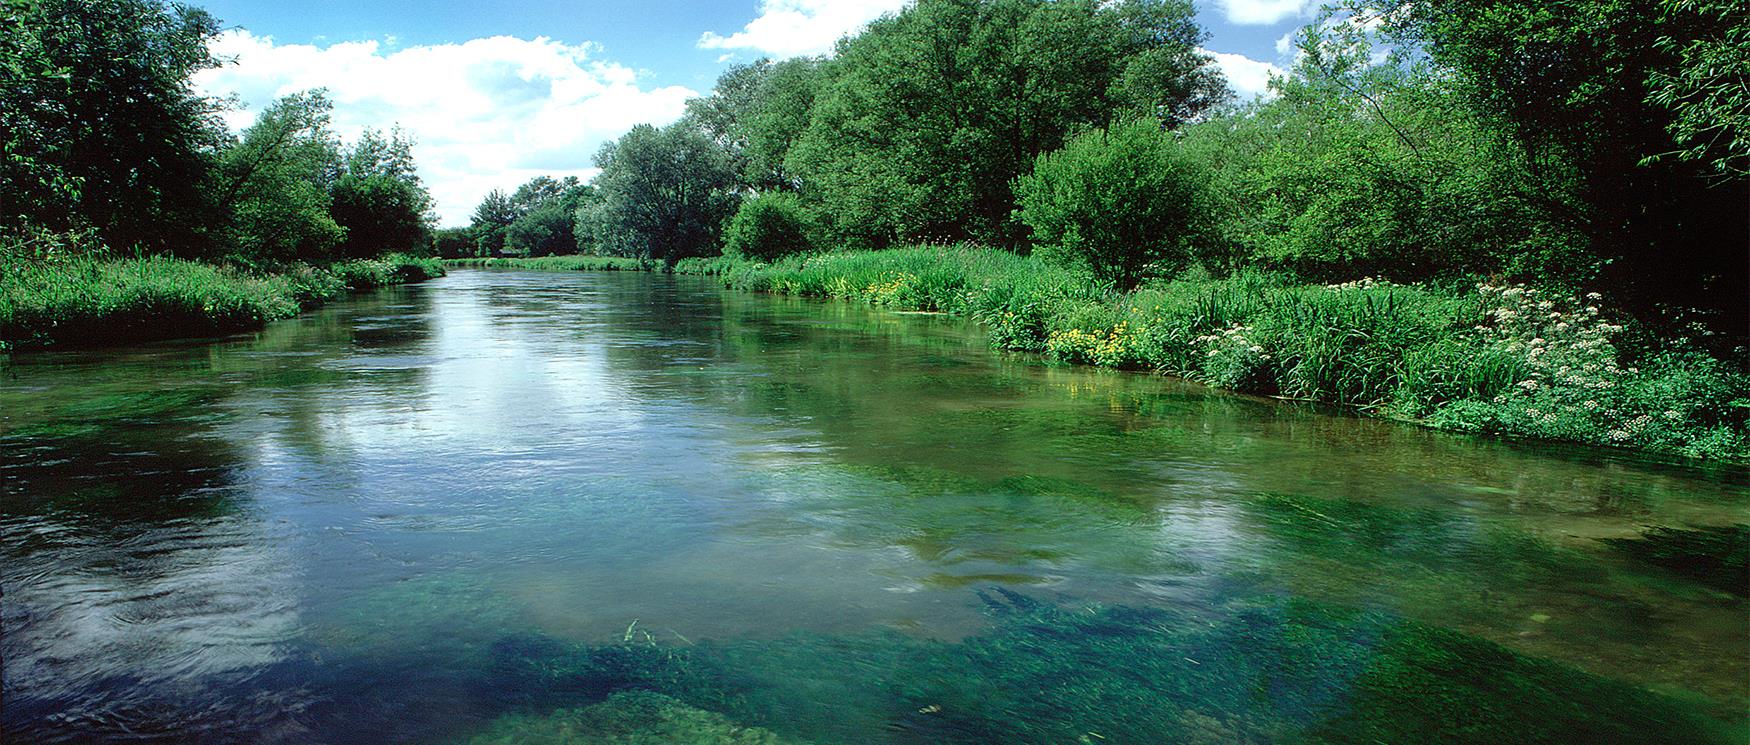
xmin=192 ymin=0 xmax=1315 ymax=224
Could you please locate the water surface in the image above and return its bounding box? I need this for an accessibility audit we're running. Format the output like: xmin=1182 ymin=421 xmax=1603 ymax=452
xmin=3 ymin=270 xmax=1744 ymax=743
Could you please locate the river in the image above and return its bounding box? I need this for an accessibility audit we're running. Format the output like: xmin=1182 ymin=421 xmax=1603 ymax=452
xmin=2 ymin=270 xmax=1744 ymax=743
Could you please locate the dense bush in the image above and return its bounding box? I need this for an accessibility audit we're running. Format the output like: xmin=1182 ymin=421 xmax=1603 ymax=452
xmin=1016 ymin=118 xmax=1217 ymax=290
xmin=723 ymin=193 xmax=812 ymax=261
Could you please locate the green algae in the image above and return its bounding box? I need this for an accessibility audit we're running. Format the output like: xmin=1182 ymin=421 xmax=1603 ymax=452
xmin=462 ymin=691 xmax=802 ymax=745
xmin=480 ymin=592 xmax=1736 ymax=744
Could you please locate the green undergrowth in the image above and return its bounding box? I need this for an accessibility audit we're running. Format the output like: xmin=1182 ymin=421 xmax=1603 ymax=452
xmin=0 ymin=253 xmax=443 ymax=351
xmin=445 ymin=255 xmax=653 ymax=272
xmin=473 ymin=591 xmax=1736 ymax=744
xmin=695 ymin=249 xmax=1749 ymax=461
xmin=444 ymin=248 xmax=1749 ymax=460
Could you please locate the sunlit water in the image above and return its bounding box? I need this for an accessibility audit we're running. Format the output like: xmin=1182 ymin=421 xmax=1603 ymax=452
xmin=2 ymin=270 xmax=1744 ymax=743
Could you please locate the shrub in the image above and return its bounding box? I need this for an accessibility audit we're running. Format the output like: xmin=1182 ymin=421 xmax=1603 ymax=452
xmin=1015 ymin=118 xmax=1217 ymax=291
xmin=723 ymin=193 xmax=812 ymax=262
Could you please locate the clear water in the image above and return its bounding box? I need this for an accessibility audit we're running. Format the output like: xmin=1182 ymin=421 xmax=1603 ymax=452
xmin=2 ymin=270 xmax=1744 ymax=743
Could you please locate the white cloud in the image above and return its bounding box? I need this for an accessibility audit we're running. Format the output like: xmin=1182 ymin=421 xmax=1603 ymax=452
xmin=699 ymin=0 xmax=911 ymax=58
xmin=1275 ymin=30 xmax=1297 ymax=57
xmin=194 ymin=30 xmax=697 ymax=225
xmin=1213 ymin=0 xmax=1313 ymax=25
xmin=1204 ymin=49 xmax=1280 ymax=101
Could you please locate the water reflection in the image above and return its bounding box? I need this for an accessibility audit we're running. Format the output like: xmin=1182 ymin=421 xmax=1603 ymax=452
xmin=1 ymin=270 xmax=1743 ymax=743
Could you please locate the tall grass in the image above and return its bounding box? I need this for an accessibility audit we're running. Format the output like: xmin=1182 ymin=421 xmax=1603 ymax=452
xmin=442 ymin=246 xmax=1748 ymax=460
xmin=696 ymin=248 xmax=1748 ymax=461
xmin=0 ymin=252 xmax=444 ymax=351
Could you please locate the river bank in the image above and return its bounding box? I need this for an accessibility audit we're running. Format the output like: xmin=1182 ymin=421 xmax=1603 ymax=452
xmin=0 ymin=253 xmax=444 ymax=351
xmin=448 ymin=249 xmax=1749 ymax=462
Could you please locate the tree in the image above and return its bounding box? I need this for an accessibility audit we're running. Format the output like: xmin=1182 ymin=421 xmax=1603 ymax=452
xmin=724 ymin=192 xmax=812 ymax=261
xmin=509 ymin=175 xmax=579 ymax=214
xmin=1176 ymin=19 xmax=1589 ymax=283
xmin=1015 ymin=118 xmax=1215 ymax=290
xmin=1360 ymin=0 xmax=1749 ymax=329
xmin=469 ymin=189 xmax=518 ymax=256
xmin=687 ymin=57 xmax=827 ymax=192
xmin=1645 ymin=0 xmax=1750 ymax=179
xmin=431 ymin=226 xmax=474 ymax=259
xmin=215 ymin=90 xmax=345 ymax=263
xmin=0 ymin=0 xmax=227 ymax=254
xmin=330 ymin=128 xmax=434 ymax=257
xmin=499 ymin=176 xmax=592 ymax=256
xmin=786 ymin=0 xmax=1230 ymax=249
xmin=583 ymin=123 xmax=739 ymax=264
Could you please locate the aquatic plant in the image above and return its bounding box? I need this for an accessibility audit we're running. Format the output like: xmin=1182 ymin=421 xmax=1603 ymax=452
xmin=462 ymin=691 xmax=802 ymax=745
xmin=1603 ymin=524 xmax=1750 ymax=596
xmin=478 ymin=591 xmax=1736 ymax=744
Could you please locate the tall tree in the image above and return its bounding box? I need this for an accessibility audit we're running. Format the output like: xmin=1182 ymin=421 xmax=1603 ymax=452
xmin=1361 ymin=0 xmax=1749 ymax=329
xmin=582 ymin=123 xmax=738 ymax=264
xmin=215 ymin=90 xmax=345 ymax=263
xmin=330 ymin=127 xmax=434 ymax=257
xmin=0 ymin=0 xmax=228 ymax=254
xmin=469 ymin=189 xmax=518 ymax=256
xmin=786 ymin=0 xmax=1229 ymax=249
xmin=687 ymin=57 xmax=828 ymax=192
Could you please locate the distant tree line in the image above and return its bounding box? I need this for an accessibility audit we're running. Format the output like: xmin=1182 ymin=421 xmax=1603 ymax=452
xmin=493 ymin=0 xmax=1748 ymax=331
xmin=2 ymin=0 xmax=436 ymax=265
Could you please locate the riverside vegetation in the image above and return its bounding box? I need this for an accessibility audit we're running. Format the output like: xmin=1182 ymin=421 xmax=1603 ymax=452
xmin=456 ymin=248 xmax=1750 ymax=462
xmin=447 ymin=0 xmax=1749 ymax=463
xmin=2 ymin=2 xmax=447 ymax=350
xmin=0 ymin=241 xmax=442 ymax=351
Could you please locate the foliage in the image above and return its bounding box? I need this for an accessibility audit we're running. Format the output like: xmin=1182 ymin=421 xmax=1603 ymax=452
xmin=444 ymin=255 xmax=653 ymax=272
xmin=1644 ymin=0 xmax=1750 ymax=179
xmin=785 ymin=0 xmax=1230 ymax=249
xmin=330 ymin=128 xmax=435 ymax=257
xmin=431 ymin=227 xmax=476 ymax=259
xmin=1420 ymin=283 xmax=1750 ymax=459
xmin=498 ymin=177 xmax=593 ymax=256
xmin=214 ymin=91 xmax=346 ymax=265
xmin=1182 ymin=20 xmax=1590 ymax=285
xmin=0 ymin=0 xmax=227 ymax=254
xmin=582 ymin=123 xmax=739 ymax=264
xmin=674 ymin=246 xmax=1748 ymax=460
xmin=722 ymin=193 xmax=812 ymax=261
xmin=470 ymin=189 xmax=519 ymax=257
xmin=687 ymin=57 xmax=827 ymax=193
xmin=1015 ymin=118 xmax=1216 ymax=290
xmin=1360 ymin=0 xmax=1748 ymax=329
xmin=0 ymin=244 xmax=442 ymax=351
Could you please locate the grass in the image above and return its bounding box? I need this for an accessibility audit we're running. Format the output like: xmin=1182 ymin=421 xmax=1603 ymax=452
xmin=0 ymin=252 xmax=444 ymax=351
xmin=440 ymin=248 xmax=1750 ymax=461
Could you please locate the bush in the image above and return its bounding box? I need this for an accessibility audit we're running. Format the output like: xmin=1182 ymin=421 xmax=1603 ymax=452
xmin=723 ymin=193 xmax=812 ymax=262
xmin=695 ymin=246 xmax=1747 ymax=461
xmin=1015 ymin=118 xmax=1217 ymax=291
